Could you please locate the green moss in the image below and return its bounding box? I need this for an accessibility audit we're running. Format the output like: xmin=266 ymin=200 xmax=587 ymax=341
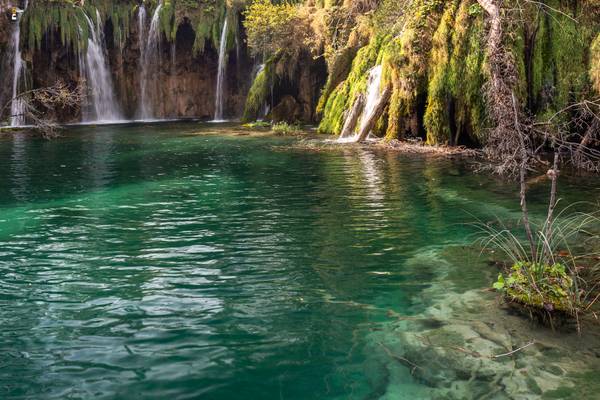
xmin=316 ymin=46 xmax=359 ymax=116
xmin=592 ymin=34 xmax=600 ymax=94
xmin=460 ymin=14 xmax=486 ymax=142
xmin=493 ymin=262 xmax=576 ymax=314
xmin=510 ymin=22 xmax=529 ymax=107
xmin=21 ymin=0 xmax=142 ymax=53
xmin=531 ymin=10 xmax=548 ymax=108
xmin=423 ymin=1 xmax=457 ymax=145
xmin=318 ymin=36 xmax=387 ymax=135
xmin=22 ymin=2 xmax=91 ymax=52
xmin=526 ymin=1 xmax=594 ymax=119
xmin=242 ymin=61 xmax=273 ymax=123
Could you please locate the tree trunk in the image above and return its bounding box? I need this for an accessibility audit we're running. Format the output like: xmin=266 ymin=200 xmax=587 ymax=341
xmin=543 ymin=150 xmax=560 ymax=263
xmin=339 ymin=94 xmax=365 ymax=139
xmin=355 ymin=86 xmax=391 ymax=143
xmin=513 ymin=93 xmax=537 ymax=262
xmin=477 ymin=0 xmax=501 ymax=50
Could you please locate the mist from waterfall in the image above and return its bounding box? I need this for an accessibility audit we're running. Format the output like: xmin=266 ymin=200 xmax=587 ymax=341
xmin=138 ymin=3 xmax=163 ymax=120
xmin=338 ymin=65 xmax=383 ymax=143
xmin=213 ymin=18 xmax=228 ymax=121
xmin=9 ymin=0 xmax=28 ymax=127
xmin=80 ymin=10 xmax=122 ymax=122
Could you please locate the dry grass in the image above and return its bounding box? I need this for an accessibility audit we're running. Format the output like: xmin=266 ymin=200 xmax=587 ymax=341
xmin=377 ymin=139 xmax=481 ymax=158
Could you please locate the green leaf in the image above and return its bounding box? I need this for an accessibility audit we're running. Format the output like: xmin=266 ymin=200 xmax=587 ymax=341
xmin=493 ymin=274 xmax=505 ymax=291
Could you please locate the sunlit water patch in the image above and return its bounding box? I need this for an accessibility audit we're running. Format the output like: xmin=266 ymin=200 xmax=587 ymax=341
xmin=0 ymin=123 xmax=599 ymax=399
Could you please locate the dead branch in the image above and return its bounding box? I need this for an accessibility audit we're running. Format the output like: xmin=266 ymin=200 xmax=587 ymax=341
xmin=1 ymin=80 xmax=85 ymax=138
xmin=355 ymin=85 xmax=391 ymax=143
xmin=378 ymin=341 xmax=422 ymax=375
xmin=491 ymin=341 xmax=535 ymax=358
xmin=339 ymin=94 xmax=365 ymax=139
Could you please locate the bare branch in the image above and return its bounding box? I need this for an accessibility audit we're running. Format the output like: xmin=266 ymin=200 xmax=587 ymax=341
xmin=2 ymin=80 xmax=85 ymax=138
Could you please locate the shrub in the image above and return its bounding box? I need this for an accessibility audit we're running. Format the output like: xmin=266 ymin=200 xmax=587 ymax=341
xmin=480 ymin=208 xmax=600 ymax=330
xmin=271 ymin=122 xmax=302 ymax=135
xmin=493 ymin=262 xmax=576 ymax=314
xmin=243 ymin=0 xmax=310 ymax=58
xmin=242 ymin=121 xmax=270 ymax=129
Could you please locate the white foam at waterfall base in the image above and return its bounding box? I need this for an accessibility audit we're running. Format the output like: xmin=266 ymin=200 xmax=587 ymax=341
xmin=138 ymin=3 xmax=163 ymax=120
xmin=213 ymin=18 xmax=229 ymax=122
xmin=80 ymin=11 xmax=123 ymax=123
xmin=9 ymin=1 xmax=28 ymax=127
xmin=337 ymin=64 xmax=383 ymax=143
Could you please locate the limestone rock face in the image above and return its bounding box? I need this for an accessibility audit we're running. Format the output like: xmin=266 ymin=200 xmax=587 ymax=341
xmin=0 ymin=6 xmax=17 ymax=113
xmin=1 ymin=13 xmax=253 ymax=122
xmin=263 ymin=51 xmax=327 ymax=124
xmin=271 ymin=95 xmax=301 ymax=123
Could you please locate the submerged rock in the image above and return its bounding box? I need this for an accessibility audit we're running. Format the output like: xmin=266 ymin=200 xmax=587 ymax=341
xmin=366 ymin=246 xmax=600 ymax=399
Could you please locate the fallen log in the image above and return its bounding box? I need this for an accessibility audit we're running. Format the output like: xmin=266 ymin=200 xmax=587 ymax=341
xmin=339 ymin=94 xmax=365 ymax=139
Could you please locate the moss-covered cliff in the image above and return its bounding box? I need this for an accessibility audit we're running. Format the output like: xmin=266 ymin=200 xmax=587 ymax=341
xmin=309 ymin=0 xmax=600 ymax=144
xmin=241 ymin=0 xmax=599 ymax=145
xmin=1 ymin=0 xmax=254 ymax=121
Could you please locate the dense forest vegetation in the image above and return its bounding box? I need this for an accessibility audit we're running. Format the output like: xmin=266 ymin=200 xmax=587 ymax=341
xmin=1 ymin=0 xmax=599 ymax=145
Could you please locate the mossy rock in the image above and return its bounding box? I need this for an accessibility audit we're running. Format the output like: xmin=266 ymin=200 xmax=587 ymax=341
xmin=494 ymin=262 xmax=577 ymax=316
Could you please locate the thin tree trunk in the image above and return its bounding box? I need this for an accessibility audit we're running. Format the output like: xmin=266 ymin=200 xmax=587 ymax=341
xmin=512 ymin=92 xmax=537 ymax=262
xmin=355 ymin=86 xmax=391 ymax=143
xmin=477 ymin=0 xmax=501 ymax=50
xmin=340 ymin=94 xmax=365 ymax=139
xmin=543 ymin=150 xmax=559 ymax=263
xmin=576 ymin=118 xmax=599 ymax=155
xmin=519 ymin=162 xmax=537 ymax=263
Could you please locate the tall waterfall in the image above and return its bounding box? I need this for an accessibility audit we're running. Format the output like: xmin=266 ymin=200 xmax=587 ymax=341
xmin=213 ymin=18 xmax=228 ymax=121
xmin=9 ymin=0 xmax=28 ymax=127
xmin=338 ymin=65 xmax=383 ymax=143
xmin=138 ymin=3 xmax=163 ymax=120
xmin=81 ymin=10 xmax=122 ymax=122
xmin=138 ymin=5 xmax=147 ymax=54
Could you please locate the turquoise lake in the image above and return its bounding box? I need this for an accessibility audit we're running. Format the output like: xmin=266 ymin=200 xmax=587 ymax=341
xmin=0 ymin=123 xmax=599 ymax=399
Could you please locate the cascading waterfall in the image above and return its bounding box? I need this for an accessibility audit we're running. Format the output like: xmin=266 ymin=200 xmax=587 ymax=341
xmin=213 ymin=18 xmax=228 ymax=121
xmin=9 ymin=0 xmax=28 ymax=127
xmin=138 ymin=5 xmax=147 ymax=56
xmin=80 ymin=10 xmax=122 ymax=122
xmin=338 ymin=65 xmax=383 ymax=143
xmin=252 ymin=63 xmax=269 ymax=119
xmin=138 ymin=3 xmax=163 ymax=120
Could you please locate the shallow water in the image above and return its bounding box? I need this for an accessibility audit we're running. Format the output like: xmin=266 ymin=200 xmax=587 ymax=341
xmin=0 ymin=123 xmax=598 ymax=399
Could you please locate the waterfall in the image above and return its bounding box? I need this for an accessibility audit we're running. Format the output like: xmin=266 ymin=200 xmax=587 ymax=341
xmin=80 ymin=10 xmax=122 ymax=122
xmin=9 ymin=1 xmax=28 ymax=127
xmin=138 ymin=5 xmax=147 ymax=58
xmin=338 ymin=65 xmax=383 ymax=143
xmin=213 ymin=18 xmax=228 ymax=121
xmin=138 ymin=3 xmax=163 ymax=120
xmin=359 ymin=65 xmax=383 ymax=134
xmin=170 ymin=42 xmax=176 ymax=73
xmin=252 ymin=63 xmax=269 ymax=120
